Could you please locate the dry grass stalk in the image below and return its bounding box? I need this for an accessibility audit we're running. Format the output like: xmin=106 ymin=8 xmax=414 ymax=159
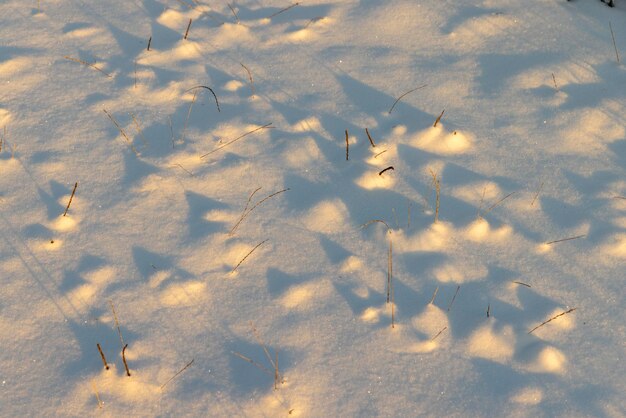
xmin=528 ymin=308 xmax=577 ymax=334
xmin=171 ymin=163 xmax=194 ymax=176
xmin=609 ymin=22 xmax=620 ymax=63
xmin=388 ymin=84 xmax=427 ymax=114
xmin=345 ymin=129 xmax=349 ymax=161
xmin=103 ymin=109 xmax=139 ymax=156
xmin=129 ymin=113 xmax=148 ymax=147
xmin=513 ymin=281 xmax=531 ymax=288
xmin=379 ymin=166 xmax=394 ymax=176
xmin=64 ymin=56 xmax=112 ymax=78
xmin=477 ymin=187 xmax=487 ymax=218
xmin=429 ymin=286 xmax=439 ymax=305
xmin=231 ymin=351 xmax=273 ymax=376
xmin=360 ymin=219 xmax=391 ymax=231
xmin=365 ymin=128 xmax=376 ymax=147
xmin=90 ymin=380 xmax=103 ymax=408
xmin=431 ymin=326 xmax=447 ymax=341
xmin=228 ymin=3 xmax=240 ymax=23
xmin=240 ymin=63 xmax=255 ymax=95
xmin=250 ymin=322 xmax=283 ymax=389
xmin=551 ymin=73 xmax=558 ymax=91
xmin=407 ymin=201 xmax=411 ymax=229
xmin=183 ymin=18 xmax=193 ymax=40
xmin=122 ymin=344 xmax=131 ymax=377
xmin=387 ymin=238 xmax=392 ymax=303
xmin=108 ymin=300 xmax=125 ymax=349
xmin=433 ymin=109 xmax=445 ymax=127
xmin=486 ymin=304 xmax=491 ymax=318
xmin=482 ymin=191 xmax=516 ymax=217
xmin=97 ymin=343 xmax=109 ymax=370
xmin=185 ymin=85 xmax=221 ymax=112
xmin=274 ymin=351 xmax=280 ymax=390
xmin=546 ymin=235 xmax=585 ymax=245
xmin=229 ymin=188 xmax=289 ymax=235
xmin=373 ymin=149 xmax=387 ymax=159
xmin=200 ymin=123 xmax=273 ymax=158
xmin=180 ymin=91 xmax=197 ymax=144
xmin=62 ymin=182 xmax=78 ymax=217
xmin=147 ymin=36 xmax=152 ymax=51
xmin=168 ymin=116 xmax=175 ymax=148
xmin=161 ymin=359 xmax=195 ymax=390
xmin=231 ymin=240 xmax=268 ymax=274
xmin=531 ymin=182 xmax=544 ymax=206
xmin=268 ymin=2 xmax=300 ymax=18
xmin=429 ymin=169 xmax=440 ymax=223
xmin=447 ymin=285 xmax=460 ymax=312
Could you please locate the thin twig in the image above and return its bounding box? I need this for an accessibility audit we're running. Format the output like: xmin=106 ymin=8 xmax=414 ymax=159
xmin=231 ymin=351 xmax=273 ymax=376
xmin=122 ymin=344 xmax=131 ymax=377
xmin=200 ymin=123 xmax=273 ymax=158
xmin=274 ymin=351 xmax=279 ymax=390
xmin=528 ymin=308 xmax=577 ymax=334
xmin=531 ymin=182 xmax=544 ymax=207
xmin=231 ymin=240 xmax=268 ymax=274
xmin=387 ymin=239 xmax=392 ymax=303
xmin=390 ymin=274 xmax=395 ymax=329
xmin=379 ymin=166 xmax=394 ymax=176
xmin=546 ymin=235 xmax=585 ymax=245
xmin=433 ymin=109 xmax=445 ymax=127
xmin=365 ymin=128 xmax=376 ymax=147
xmin=407 ymin=201 xmax=411 ymax=230
xmin=228 ymin=3 xmax=240 ymax=23
xmin=374 ymin=149 xmax=387 ymax=158
xmin=240 ymin=63 xmax=255 ymax=96
xmin=345 ymin=129 xmax=349 ymax=161
xmin=360 ymin=219 xmax=391 ymax=231
xmin=63 ymin=182 xmax=78 ymax=217
xmin=486 ymin=304 xmax=491 ymax=318
xmin=103 ymin=109 xmax=139 ymax=155
xmin=429 ymin=169 xmax=440 ymax=223
xmin=447 ymin=285 xmax=460 ymax=312
xmin=229 ymin=188 xmax=289 ymax=235
xmin=609 ymin=21 xmax=620 ymax=64
xmin=551 ymin=73 xmax=558 ymax=91
xmin=147 ymin=36 xmax=152 ymax=51
xmin=108 ymin=300 xmax=125 ymax=349
xmin=183 ymin=18 xmax=193 ymax=40
xmin=180 ymin=91 xmax=197 ymax=144
xmin=171 ymin=163 xmax=194 ymax=176
xmin=97 ymin=343 xmax=109 ymax=370
xmin=483 ymin=192 xmax=516 ymax=216
xmin=268 ymin=2 xmax=300 ymax=18
xmin=130 ymin=113 xmax=148 ymax=147
xmin=64 ymin=56 xmax=112 ymax=78
xmin=429 ymin=287 xmax=439 ymax=305
xmin=431 ymin=326 xmax=447 ymax=341
xmin=90 ymin=380 xmax=103 ymax=408
xmin=513 ymin=281 xmax=531 ymax=288
xmin=250 ymin=323 xmax=276 ymax=370
xmin=161 ymin=359 xmax=194 ymax=390
xmin=388 ymin=84 xmax=427 ymax=114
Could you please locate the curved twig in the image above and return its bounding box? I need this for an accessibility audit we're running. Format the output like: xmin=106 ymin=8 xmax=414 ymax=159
xmin=185 ymin=85 xmax=221 ymax=112
xmin=388 ymin=84 xmax=427 ymax=114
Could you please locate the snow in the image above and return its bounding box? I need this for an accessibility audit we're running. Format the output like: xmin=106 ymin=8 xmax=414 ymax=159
xmin=0 ymin=0 xmax=625 ymax=416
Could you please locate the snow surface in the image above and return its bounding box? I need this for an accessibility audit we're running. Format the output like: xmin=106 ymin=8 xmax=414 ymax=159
xmin=0 ymin=0 xmax=625 ymax=416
